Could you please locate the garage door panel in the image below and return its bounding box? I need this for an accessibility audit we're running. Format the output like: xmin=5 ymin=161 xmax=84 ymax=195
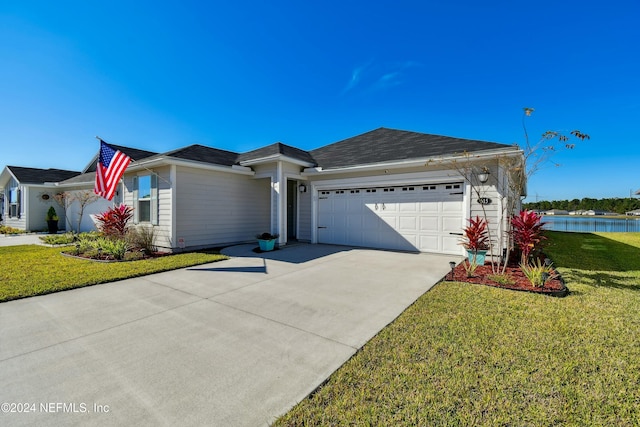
xmin=442 ymin=235 xmax=461 ymax=253
xmin=399 ymin=202 xmax=419 ymax=213
xmin=381 ymin=215 xmax=398 ymax=228
xmin=419 ymin=203 xmax=439 ymax=213
xmin=419 ymin=216 xmax=439 ymax=232
xmin=442 ymin=216 xmax=463 ymax=232
xmin=399 ymin=216 xmax=417 ymax=231
xmin=362 ymin=208 xmax=381 ymax=229
xmin=442 ymin=200 xmax=463 ymax=212
xmin=317 ymin=183 xmax=463 ymax=254
xmin=419 ymin=235 xmax=439 ymax=252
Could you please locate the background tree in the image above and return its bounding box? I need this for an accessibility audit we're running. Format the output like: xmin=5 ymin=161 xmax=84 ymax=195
xmin=53 ymin=190 xmax=100 ymax=233
xmin=437 ymin=108 xmax=589 ymax=273
xmin=72 ymin=190 xmax=100 ymax=233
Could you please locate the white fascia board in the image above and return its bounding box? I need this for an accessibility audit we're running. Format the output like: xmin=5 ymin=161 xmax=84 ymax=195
xmin=239 ymin=154 xmax=315 ymax=168
xmin=127 ymin=157 xmax=255 ymax=176
xmin=302 ymin=147 xmax=523 ymax=176
xmin=48 ymin=181 xmax=94 ymax=188
xmin=0 ymin=168 xmax=18 ymax=187
xmin=26 ymin=182 xmax=67 ymax=188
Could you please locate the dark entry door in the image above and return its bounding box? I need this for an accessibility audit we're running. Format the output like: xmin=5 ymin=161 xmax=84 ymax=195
xmin=287 ymin=180 xmax=297 ymax=240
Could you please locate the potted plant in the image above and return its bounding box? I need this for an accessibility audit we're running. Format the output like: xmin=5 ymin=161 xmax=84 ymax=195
xmin=256 ymin=232 xmax=279 ymax=252
xmin=46 ymin=206 xmax=59 ymax=234
xmin=461 ymin=216 xmax=489 ymax=265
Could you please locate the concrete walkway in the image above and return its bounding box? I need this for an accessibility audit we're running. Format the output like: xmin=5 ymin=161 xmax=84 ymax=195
xmin=0 ymin=233 xmax=46 ymax=246
xmin=0 ymin=243 xmax=461 ymax=426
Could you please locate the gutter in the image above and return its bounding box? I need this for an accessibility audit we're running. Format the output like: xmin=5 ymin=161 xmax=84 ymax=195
xmin=126 ymin=157 xmax=255 ymax=176
xmin=302 ymin=147 xmax=523 ymax=176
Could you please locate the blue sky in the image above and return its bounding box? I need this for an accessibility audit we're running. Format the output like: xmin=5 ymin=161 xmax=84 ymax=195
xmin=1 ymin=1 xmax=638 ymax=201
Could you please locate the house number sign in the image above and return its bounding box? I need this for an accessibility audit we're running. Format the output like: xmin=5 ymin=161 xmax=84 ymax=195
xmin=477 ymin=197 xmax=492 ymax=205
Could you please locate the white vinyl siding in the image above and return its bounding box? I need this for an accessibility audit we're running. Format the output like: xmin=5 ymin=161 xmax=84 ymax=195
xmin=124 ymin=167 xmax=172 ymax=250
xmin=174 ymin=166 xmax=270 ymax=249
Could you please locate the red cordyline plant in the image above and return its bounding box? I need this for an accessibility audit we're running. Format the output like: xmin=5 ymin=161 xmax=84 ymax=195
xmin=461 ymin=216 xmax=490 ymax=252
xmin=95 ymin=204 xmax=134 ymax=237
xmin=511 ymin=210 xmax=546 ymax=263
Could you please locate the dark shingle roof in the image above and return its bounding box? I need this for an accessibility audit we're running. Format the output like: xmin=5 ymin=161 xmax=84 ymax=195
xmin=7 ymin=166 xmax=81 ymax=184
xmin=310 ymin=127 xmax=513 ymax=169
xmin=237 ymin=142 xmax=316 ymax=165
xmin=59 ymin=172 xmax=96 ymax=185
xmin=163 ymin=144 xmax=239 ymax=166
xmin=67 ymin=128 xmax=516 ymax=176
xmin=84 ymin=144 xmax=158 ymax=172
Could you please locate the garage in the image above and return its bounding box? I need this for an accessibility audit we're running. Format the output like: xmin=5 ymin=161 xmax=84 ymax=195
xmin=317 ymin=182 xmax=464 ymax=254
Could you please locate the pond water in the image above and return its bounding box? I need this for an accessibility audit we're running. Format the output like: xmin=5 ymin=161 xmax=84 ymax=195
xmin=541 ymin=215 xmax=640 ymax=232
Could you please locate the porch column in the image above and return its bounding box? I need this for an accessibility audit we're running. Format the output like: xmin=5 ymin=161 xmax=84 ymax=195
xmin=272 ymin=161 xmax=287 ymax=245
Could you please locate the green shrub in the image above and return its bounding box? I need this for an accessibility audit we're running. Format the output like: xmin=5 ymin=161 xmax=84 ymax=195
xmin=100 ymin=238 xmax=130 ymax=260
xmin=0 ymin=226 xmax=26 ymax=235
xmin=40 ymin=232 xmax=77 ymax=245
xmin=95 ymin=204 xmax=134 ymax=237
xmin=128 ymin=226 xmax=157 ymax=254
xmin=519 ymin=258 xmax=554 ymax=287
xmin=78 ymin=231 xmax=101 ymax=241
xmin=45 ymin=206 xmax=59 ymax=221
xmin=511 ymin=210 xmax=547 ymax=263
xmin=463 ymin=259 xmax=479 ymax=277
xmin=487 ymin=273 xmax=516 ymax=285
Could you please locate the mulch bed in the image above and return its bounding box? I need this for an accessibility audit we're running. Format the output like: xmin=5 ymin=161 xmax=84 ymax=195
xmin=449 ymin=261 xmax=569 ymax=297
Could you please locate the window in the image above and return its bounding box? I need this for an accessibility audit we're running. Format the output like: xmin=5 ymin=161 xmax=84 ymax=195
xmin=8 ymin=182 xmax=19 ymax=218
xmin=133 ymin=174 xmax=158 ymax=224
xmin=138 ymin=175 xmax=151 ymax=222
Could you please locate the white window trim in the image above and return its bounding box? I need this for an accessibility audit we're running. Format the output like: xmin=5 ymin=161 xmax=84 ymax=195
xmin=133 ymin=174 xmax=158 ymax=225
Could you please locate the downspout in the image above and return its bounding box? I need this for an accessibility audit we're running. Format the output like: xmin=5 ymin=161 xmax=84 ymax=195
xmin=170 ymin=165 xmax=177 ymax=250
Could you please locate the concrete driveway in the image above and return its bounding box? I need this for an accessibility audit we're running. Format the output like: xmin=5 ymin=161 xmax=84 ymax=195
xmin=0 ymin=243 xmax=459 ymax=426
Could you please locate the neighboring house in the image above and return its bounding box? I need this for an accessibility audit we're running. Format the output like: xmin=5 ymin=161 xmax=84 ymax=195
xmin=0 ymin=146 xmax=157 ymax=233
xmin=0 ymin=166 xmax=81 ymax=231
xmin=626 ymin=209 xmax=640 ymax=216
xmin=544 ymin=209 xmax=569 ymax=216
xmin=586 ymin=210 xmax=616 ymax=216
xmin=0 ymin=128 xmax=525 ymax=256
xmin=55 ymin=145 xmax=159 ymax=232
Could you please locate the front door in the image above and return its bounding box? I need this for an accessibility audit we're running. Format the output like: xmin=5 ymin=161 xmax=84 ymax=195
xmin=287 ymin=180 xmax=297 ymax=241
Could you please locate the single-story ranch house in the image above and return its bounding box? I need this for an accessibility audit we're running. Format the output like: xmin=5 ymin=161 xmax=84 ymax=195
xmin=1 ymin=128 xmax=525 ymax=255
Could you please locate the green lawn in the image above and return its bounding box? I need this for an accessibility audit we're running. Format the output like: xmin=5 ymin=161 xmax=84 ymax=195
xmin=274 ymin=231 xmax=640 ymax=426
xmin=0 ymin=245 xmax=227 ymax=302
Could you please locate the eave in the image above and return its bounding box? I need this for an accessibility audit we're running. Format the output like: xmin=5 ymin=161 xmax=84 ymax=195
xmin=126 ymin=156 xmax=255 ymax=176
xmin=239 ymin=154 xmax=315 ymax=168
xmin=303 ymin=147 xmax=523 ymax=176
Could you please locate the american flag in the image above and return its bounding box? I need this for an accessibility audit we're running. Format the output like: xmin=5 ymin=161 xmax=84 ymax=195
xmin=94 ymin=140 xmax=131 ymax=201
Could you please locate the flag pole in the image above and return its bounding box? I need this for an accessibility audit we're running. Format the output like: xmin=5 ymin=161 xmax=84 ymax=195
xmin=96 ymin=136 xmax=172 ymax=185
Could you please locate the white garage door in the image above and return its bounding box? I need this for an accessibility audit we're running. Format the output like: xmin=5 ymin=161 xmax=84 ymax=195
xmin=317 ymin=182 xmax=464 ymax=254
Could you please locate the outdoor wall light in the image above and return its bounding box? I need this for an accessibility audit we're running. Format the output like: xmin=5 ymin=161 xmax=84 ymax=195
xmin=299 ymin=184 xmax=307 ymax=193
xmin=477 ymin=168 xmax=490 ymax=184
